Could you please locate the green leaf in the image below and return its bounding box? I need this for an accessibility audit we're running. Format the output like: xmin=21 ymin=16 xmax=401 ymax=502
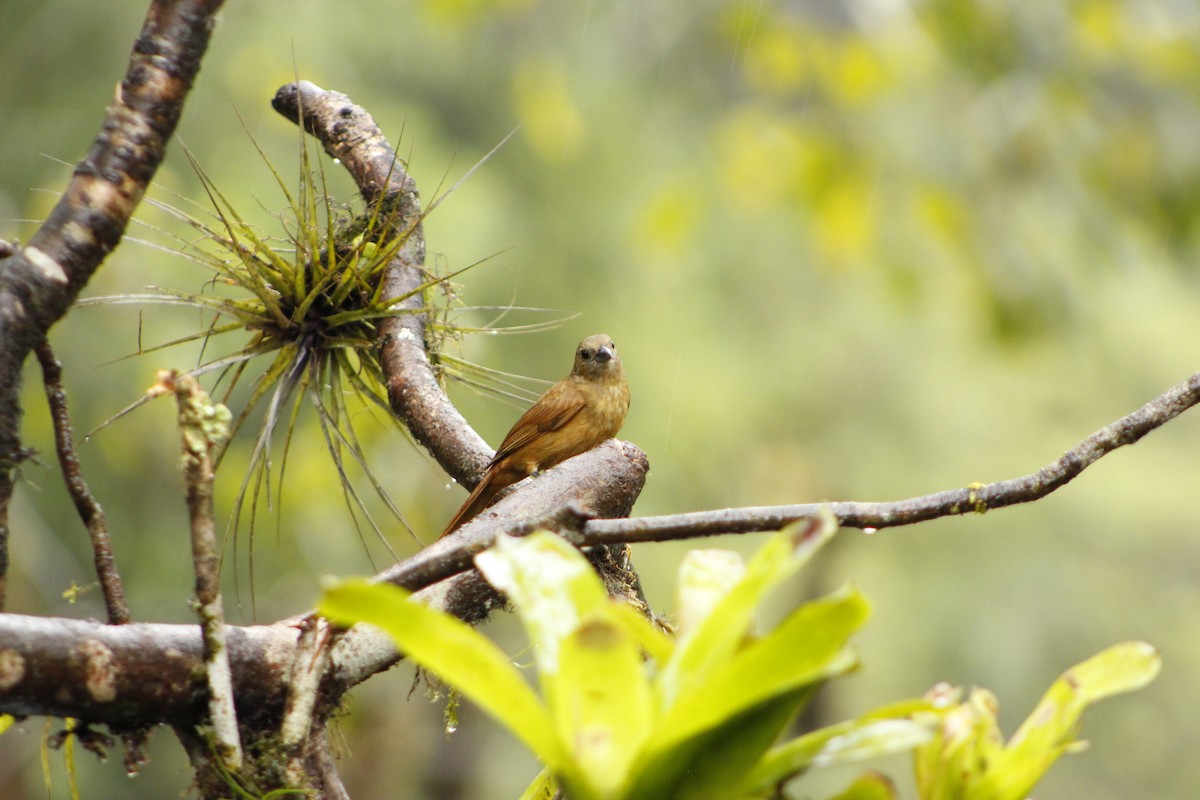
xmin=318 ymin=579 xmax=561 ymax=767
xmin=625 ymin=587 xmax=868 ymax=800
xmin=607 ymin=599 xmax=676 ymax=666
xmin=516 ymin=767 xmax=559 ymax=800
xmin=658 ymin=513 xmax=838 ymax=710
xmin=971 ymin=641 xmax=1161 ymax=800
xmin=475 ymin=532 xmax=611 ymax=678
xmin=744 ymin=716 xmax=934 ymax=794
xmin=826 ymin=771 xmax=901 ymax=800
xmin=675 ymin=547 xmax=746 ymax=637
xmin=656 ymin=587 xmax=870 ymax=750
xmin=913 ymin=642 xmax=1160 ymax=800
xmin=623 ymin=690 xmax=814 ymax=800
xmin=477 ymin=533 xmax=655 ymax=799
xmin=553 ymin=615 xmax=654 ymax=798
xmin=914 ymin=689 xmax=1003 ymax=800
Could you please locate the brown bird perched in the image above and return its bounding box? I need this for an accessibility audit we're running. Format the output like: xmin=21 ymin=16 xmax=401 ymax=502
xmin=440 ymin=334 xmax=631 ymax=538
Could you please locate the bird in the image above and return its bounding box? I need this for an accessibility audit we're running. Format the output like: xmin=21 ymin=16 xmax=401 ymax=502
xmin=440 ymin=333 xmax=631 ymax=538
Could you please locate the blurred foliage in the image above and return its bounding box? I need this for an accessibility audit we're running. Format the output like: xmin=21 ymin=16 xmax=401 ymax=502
xmin=2 ymin=0 xmax=1200 ymax=798
xmin=913 ymin=643 xmax=1160 ymax=800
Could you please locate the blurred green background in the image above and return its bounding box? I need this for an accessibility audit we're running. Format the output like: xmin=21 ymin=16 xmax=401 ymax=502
xmin=3 ymin=0 xmax=1200 ymax=798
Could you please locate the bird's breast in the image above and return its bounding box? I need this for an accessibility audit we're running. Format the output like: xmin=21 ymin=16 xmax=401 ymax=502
xmin=519 ymin=379 xmax=629 ymax=473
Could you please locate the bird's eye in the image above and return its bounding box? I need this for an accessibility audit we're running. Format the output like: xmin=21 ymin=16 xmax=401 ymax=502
xmin=580 ymin=349 xmax=592 ymax=360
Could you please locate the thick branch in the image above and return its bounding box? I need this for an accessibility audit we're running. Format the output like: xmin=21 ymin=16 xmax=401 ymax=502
xmin=322 ymin=439 xmax=650 ymax=690
xmin=585 ymin=371 xmax=1200 ymax=543
xmin=280 ymin=616 xmax=336 ymax=786
xmin=0 ymin=551 xmax=575 ymax=730
xmin=375 ymin=439 xmax=647 ymax=591
xmin=0 ymin=615 xmax=294 ymax=728
xmin=0 ymin=0 xmax=225 ymax=610
xmin=271 ymin=81 xmax=490 ymax=487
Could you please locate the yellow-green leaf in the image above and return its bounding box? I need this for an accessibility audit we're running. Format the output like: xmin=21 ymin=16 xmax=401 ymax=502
xmin=972 ymin=641 xmax=1161 ymax=800
xmin=658 ymin=514 xmax=838 ymax=710
xmin=552 ymin=615 xmax=653 ymax=798
xmin=656 ymin=587 xmax=869 ymax=751
xmin=827 ymin=771 xmax=901 ymax=800
xmin=745 ymin=716 xmax=933 ymax=794
xmin=516 ymin=767 xmax=559 ymax=800
xmin=475 ymin=532 xmax=610 ymax=678
xmin=318 ymin=579 xmax=561 ymax=767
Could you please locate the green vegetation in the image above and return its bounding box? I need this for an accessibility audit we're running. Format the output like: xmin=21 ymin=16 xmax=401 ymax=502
xmin=2 ymin=1 xmax=1197 ymax=797
xmin=320 ymin=524 xmax=1158 ymax=799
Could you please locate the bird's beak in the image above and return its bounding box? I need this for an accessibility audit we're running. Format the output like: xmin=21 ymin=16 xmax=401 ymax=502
xmin=595 ymin=346 xmax=614 ymax=363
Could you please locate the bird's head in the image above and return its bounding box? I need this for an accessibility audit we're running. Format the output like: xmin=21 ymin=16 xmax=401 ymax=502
xmin=573 ymin=334 xmax=623 ymax=382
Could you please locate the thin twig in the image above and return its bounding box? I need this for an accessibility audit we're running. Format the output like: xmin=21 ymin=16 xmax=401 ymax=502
xmin=152 ymin=370 xmax=242 ymax=770
xmin=342 ymin=370 xmax=1200 ymax=635
xmin=310 ymin=726 xmax=352 ymax=800
xmin=34 ymin=341 xmax=130 ymax=625
xmin=584 ymin=371 xmax=1200 ymax=543
xmin=280 ymin=615 xmax=336 ymax=787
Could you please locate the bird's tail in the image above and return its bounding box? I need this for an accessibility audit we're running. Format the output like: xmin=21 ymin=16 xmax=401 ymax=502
xmin=439 ymin=472 xmax=500 ymax=539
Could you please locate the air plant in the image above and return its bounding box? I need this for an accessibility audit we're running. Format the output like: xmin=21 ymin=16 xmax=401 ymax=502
xmin=79 ymin=128 xmax=570 ymax=590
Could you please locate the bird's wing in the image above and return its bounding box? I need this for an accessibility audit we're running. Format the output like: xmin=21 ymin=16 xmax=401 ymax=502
xmin=490 ymin=380 xmax=586 ymax=464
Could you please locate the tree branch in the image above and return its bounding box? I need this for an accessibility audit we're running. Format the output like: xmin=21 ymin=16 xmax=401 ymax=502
xmin=154 ymin=371 xmax=242 ymax=769
xmin=584 ymin=371 xmax=1200 ymax=543
xmin=35 ymin=342 xmax=130 ymax=625
xmin=375 ymin=439 xmax=647 ymax=591
xmin=271 ymin=80 xmax=492 ymax=488
xmin=326 ymin=438 xmax=650 ymax=691
xmin=280 ymin=615 xmax=336 ymax=786
xmin=0 ymin=615 xmax=295 ymax=728
xmin=0 ymin=79 xmax=655 ymax=757
xmin=0 ymin=0 xmax=225 ymax=611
